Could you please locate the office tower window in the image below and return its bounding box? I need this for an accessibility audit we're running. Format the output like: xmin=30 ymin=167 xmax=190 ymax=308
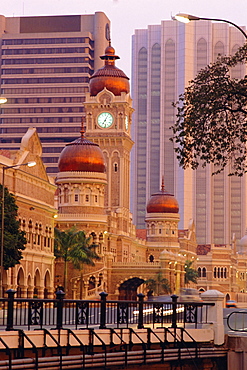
xmin=150 ymin=43 xmax=161 ymax=195
xmin=195 ymin=38 xmax=208 ymax=244
xmin=164 ymin=39 xmax=175 ymax=193
xmin=136 ymin=47 xmax=148 ymax=228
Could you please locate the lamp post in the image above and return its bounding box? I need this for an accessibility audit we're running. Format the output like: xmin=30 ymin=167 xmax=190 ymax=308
xmin=0 ymin=97 xmax=7 ymax=105
xmin=0 ymin=161 xmax=36 ymax=298
xmin=173 ymin=13 xmax=247 ymax=39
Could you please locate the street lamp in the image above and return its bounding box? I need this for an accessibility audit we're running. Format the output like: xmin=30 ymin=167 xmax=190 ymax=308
xmin=173 ymin=13 xmax=247 ymax=39
xmin=0 ymin=161 xmax=36 ymax=297
xmin=0 ymin=97 xmax=7 ymax=105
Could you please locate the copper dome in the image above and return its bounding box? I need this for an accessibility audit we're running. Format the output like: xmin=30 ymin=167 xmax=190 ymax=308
xmin=146 ymin=182 xmax=179 ymax=214
xmin=58 ymin=135 xmax=105 ymax=173
xmin=89 ymin=43 xmax=129 ymax=96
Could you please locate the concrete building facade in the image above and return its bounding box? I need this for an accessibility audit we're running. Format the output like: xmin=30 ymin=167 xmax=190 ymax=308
xmin=0 ymin=12 xmax=110 ymax=176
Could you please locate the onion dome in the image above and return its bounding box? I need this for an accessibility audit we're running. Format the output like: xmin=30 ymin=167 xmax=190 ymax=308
xmin=240 ymin=229 xmax=247 ymax=250
xmin=146 ymin=179 xmax=179 ymax=214
xmin=89 ymin=42 xmax=130 ymax=96
xmin=58 ymin=126 xmax=105 ymax=173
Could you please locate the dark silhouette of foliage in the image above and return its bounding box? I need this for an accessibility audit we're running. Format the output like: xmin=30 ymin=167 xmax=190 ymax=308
xmin=171 ymin=43 xmax=247 ymax=176
xmin=184 ymin=260 xmax=198 ymax=285
xmin=0 ymin=185 xmax=26 ymax=269
xmin=145 ymin=272 xmax=171 ymax=296
xmin=54 ymin=227 xmax=100 ymax=294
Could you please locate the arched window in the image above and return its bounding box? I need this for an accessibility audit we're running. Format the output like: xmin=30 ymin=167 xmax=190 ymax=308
xmin=151 ymin=224 xmax=155 ymax=235
xmin=197 ymin=38 xmax=207 ymax=72
xmin=217 ymin=267 xmax=220 ymax=278
xmin=114 ymin=163 xmax=118 ymax=172
xmin=224 ymin=268 xmax=227 ymax=279
xmin=150 ymin=43 xmax=161 ymax=190
xmin=149 ymin=255 xmax=154 ymax=263
xmin=221 ymin=267 xmax=224 ymax=278
xmin=231 ymin=44 xmax=241 ymax=78
xmin=202 ymin=267 xmax=206 ymax=278
xmin=198 ymin=267 xmax=202 ymax=277
xmin=88 ymin=276 xmax=96 ymax=290
xmin=214 ymin=267 xmax=217 ymax=278
xmin=74 ymin=188 xmax=79 ymax=202
xmin=27 ymin=220 xmax=32 ymax=243
xmin=214 ymin=41 xmax=224 ymax=61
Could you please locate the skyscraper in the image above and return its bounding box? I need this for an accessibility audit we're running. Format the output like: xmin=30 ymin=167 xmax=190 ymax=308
xmin=131 ymin=19 xmax=247 ymax=245
xmin=0 ymin=12 xmax=110 ymax=175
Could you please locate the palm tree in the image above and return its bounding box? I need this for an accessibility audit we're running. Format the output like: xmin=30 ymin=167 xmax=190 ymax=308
xmin=145 ymin=272 xmax=171 ymax=297
xmin=184 ymin=260 xmax=198 ymax=286
xmin=54 ymin=227 xmax=100 ymax=296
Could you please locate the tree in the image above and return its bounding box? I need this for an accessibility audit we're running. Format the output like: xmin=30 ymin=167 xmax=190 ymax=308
xmin=54 ymin=227 xmax=100 ymax=296
xmin=145 ymin=272 xmax=171 ymax=296
xmin=0 ymin=185 xmax=26 ymax=269
xmin=171 ymin=43 xmax=247 ymax=176
xmin=184 ymin=260 xmax=198 ymax=286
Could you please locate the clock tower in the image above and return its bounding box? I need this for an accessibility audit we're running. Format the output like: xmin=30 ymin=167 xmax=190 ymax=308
xmin=84 ymin=43 xmax=134 ymax=219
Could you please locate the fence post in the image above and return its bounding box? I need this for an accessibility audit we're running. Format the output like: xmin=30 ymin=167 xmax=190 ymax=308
xmin=6 ymin=289 xmax=16 ymax=331
xmin=201 ymin=289 xmax=225 ymax=345
xmin=171 ymin=294 xmax=178 ymax=329
xmin=137 ymin=293 xmax=145 ymax=329
xmin=56 ymin=290 xmax=65 ymax=330
xmin=99 ymin=291 xmax=108 ymax=329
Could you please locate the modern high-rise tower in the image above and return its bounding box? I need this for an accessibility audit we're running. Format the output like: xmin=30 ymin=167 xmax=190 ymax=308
xmin=131 ymin=19 xmax=247 ymax=245
xmin=0 ymin=12 xmax=110 ymax=175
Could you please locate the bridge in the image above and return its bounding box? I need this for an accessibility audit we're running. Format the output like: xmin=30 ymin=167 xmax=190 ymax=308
xmin=0 ymin=289 xmax=232 ymax=369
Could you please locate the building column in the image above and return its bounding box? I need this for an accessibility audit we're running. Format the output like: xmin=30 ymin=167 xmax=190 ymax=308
xmin=84 ymin=282 xmax=89 ymax=299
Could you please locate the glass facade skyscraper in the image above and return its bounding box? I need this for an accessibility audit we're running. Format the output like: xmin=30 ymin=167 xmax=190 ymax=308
xmin=131 ymin=20 xmax=247 ymax=245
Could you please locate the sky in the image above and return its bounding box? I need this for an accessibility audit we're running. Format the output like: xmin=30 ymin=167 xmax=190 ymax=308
xmin=1 ymin=0 xmax=247 ymax=77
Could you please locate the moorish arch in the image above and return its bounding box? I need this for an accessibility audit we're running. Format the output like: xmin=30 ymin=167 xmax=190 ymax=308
xmin=118 ymin=277 xmax=145 ymax=300
xmin=17 ymin=267 xmax=25 ymax=298
xmin=44 ymin=269 xmax=51 ymax=298
xmin=27 ymin=274 xmax=32 ymax=298
xmin=2 ymin=269 xmax=7 ymax=297
xmin=226 ymin=293 xmax=230 ymax=302
xmin=198 ymin=287 xmax=205 ymax=293
xmin=33 ymin=268 xmax=41 ymax=298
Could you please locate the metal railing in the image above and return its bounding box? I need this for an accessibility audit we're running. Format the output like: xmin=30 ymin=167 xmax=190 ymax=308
xmin=0 ymin=327 xmax=227 ymax=370
xmin=0 ymin=290 xmax=214 ymax=331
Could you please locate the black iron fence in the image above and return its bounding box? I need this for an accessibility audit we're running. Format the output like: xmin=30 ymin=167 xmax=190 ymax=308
xmin=0 ymin=289 xmax=214 ymax=331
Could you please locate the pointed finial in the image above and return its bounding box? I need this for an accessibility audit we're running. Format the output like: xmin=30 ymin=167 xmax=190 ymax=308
xmin=80 ymin=116 xmax=86 ymax=138
xmin=161 ymin=176 xmax=165 ymax=192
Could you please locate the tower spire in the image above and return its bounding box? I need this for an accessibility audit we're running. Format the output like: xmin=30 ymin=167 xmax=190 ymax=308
xmin=161 ymin=176 xmax=165 ymax=192
xmin=80 ymin=116 xmax=86 ymax=139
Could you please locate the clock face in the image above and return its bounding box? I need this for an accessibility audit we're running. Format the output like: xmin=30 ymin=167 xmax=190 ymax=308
xmin=97 ymin=112 xmax=113 ymax=128
xmin=125 ymin=115 xmax=129 ymax=130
